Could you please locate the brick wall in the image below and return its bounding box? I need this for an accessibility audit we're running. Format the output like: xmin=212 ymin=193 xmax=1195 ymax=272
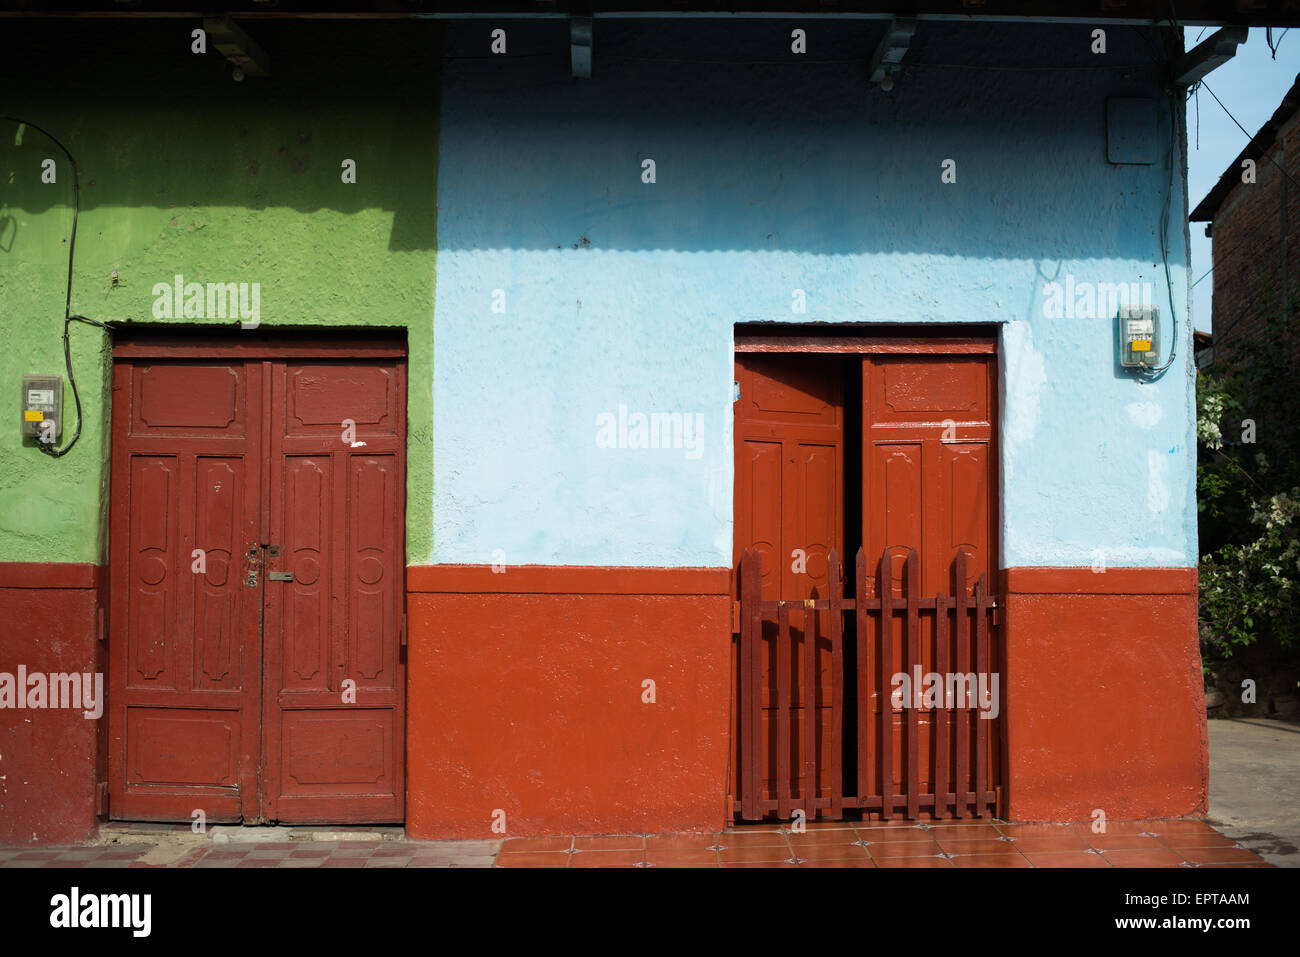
xmin=1210 ymin=111 xmax=1300 ymax=365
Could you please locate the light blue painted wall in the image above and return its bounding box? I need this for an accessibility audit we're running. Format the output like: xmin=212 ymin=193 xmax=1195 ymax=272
xmin=432 ymin=19 xmax=1196 ymax=570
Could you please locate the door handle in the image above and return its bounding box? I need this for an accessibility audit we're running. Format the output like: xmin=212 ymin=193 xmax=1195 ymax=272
xmin=268 ymin=571 xmax=293 ymax=582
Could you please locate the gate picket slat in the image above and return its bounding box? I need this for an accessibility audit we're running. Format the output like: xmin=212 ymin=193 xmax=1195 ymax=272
xmin=975 ymin=574 xmax=990 ymax=818
xmin=744 ymin=550 xmax=762 ymax=821
xmin=906 ymin=548 xmax=920 ymax=820
xmin=802 ymin=596 xmax=816 ymax=818
xmin=935 ymin=593 xmax=951 ymax=820
xmin=829 ymin=550 xmax=844 ymax=819
xmin=879 ymin=550 xmax=894 ymax=821
xmin=855 ymin=548 xmax=869 ymax=811
xmin=778 ymin=601 xmax=792 ymax=821
xmin=954 ymin=550 xmax=970 ymax=820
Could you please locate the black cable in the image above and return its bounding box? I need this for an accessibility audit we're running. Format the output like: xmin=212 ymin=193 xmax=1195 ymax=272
xmin=1140 ymin=4 xmax=1183 ymax=380
xmin=2 ymin=116 xmax=116 ymax=457
xmin=1199 ymin=80 xmax=1300 ymax=195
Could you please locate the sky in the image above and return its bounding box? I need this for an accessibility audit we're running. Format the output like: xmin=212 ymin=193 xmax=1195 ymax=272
xmin=1185 ymin=26 xmax=1300 ymax=333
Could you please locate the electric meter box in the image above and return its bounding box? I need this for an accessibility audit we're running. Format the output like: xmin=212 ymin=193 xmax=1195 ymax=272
xmin=1117 ymin=307 xmax=1159 ymax=369
xmin=21 ymin=374 xmax=62 ymax=440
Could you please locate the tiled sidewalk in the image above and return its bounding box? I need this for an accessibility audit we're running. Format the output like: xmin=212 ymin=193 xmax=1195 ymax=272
xmin=0 ymin=839 xmax=501 ymax=869
xmin=0 ymin=819 xmax=1273 ymax=868
xmin=496 ymin=819 xmax=1274 ymax=868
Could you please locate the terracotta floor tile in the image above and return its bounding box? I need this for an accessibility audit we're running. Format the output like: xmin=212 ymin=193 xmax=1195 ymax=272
xmin=494 ymin=852 xmax=571 ymax=868
xmin=720 ymin=845 xmax=796 ymax=864
xmin=646 ymin=862 xmax=720 ymax=868
xmin=936 ymin=837 xmax=1018 ymax=855
xmin=808 ymin=858 xmax=877 ymax=868
xmin=573 ymin=835 xmax=645 ymax=852
xmin=1023 ymin=851 xmax=1112 ymax=868
xmin=951 ymin=852 xmax=1033 ymax=868
xmin=643 ymin=851 xmax=721 ymax=867
xmin=500 ymin=837 xmax=574 ymax=853
xmin=855 ymin=821 xmax=934 ymax=834
xmin=568 ymin=849 xmax=646 ymax=867
xmin=1100 ymin=848 xmax=1189 ymax=868
xmin=1083 ymin=835 xmax=1167 ymax=852
xmin=1003 ymin=835 xmax=1090 ymax=853
xmin=719 ymin=861 xmax=799 ymax=868
xmin=873 ymin=857 xmax=954 ymax=868
xmin=866 ymin=841 xmax=943 ymax=861
xmin=1068 ymin=821 xmax=1159 ymax=839
xmin=798 ymin=822 xmax=859 ymax=832
xmin=853 ymin=827 xmax=936 ymax=844
xmin=924 ymin=824 xmax=1004 ymax=841
xmin=788 ymin=830 xmax=865 ymax=848
xmin=1142 ymin=819 xmax=1220 ymax=835
xmin=320 ymin=858 xmax=367 ymax=867
xmin=1154 ymin=832 xmax=1240 ymax=849
xmin=1202 ymin=861 xmax=1273 ymax=868
xmin=791 ymin=843 xmax=871 ymax=863
xmin=994 ymin=823 xmax=1077 ymax=838
xmin=1175 ymin=846 xmax=1266 ymax=865
xmin=716 ymin=832 xmax=791 ymax=849
xmin=645 ymin=834 xmax=718 ymax=852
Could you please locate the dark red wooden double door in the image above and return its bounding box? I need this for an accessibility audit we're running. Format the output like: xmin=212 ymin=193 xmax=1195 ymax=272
xmin=733 ymin=341 xmax=997 ymax=812
xmin=108 ymin=337 xmax=406 ymax=824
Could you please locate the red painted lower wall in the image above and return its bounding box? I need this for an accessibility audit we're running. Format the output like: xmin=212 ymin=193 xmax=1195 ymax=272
xmin=0 ymin=563 xmax=107 ymax=845
xmin=405 ymin=565 xmax=732 ymax=839
xmin=1001 ymin=566 xmax=1207 ymax=822
xmin=0 ymin=559 xmax=1207 ymax=843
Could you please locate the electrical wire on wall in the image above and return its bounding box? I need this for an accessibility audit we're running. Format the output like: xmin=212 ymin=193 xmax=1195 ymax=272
xmin=2 ymin=115 xmax=118 ymax=458
xmin=1134 ymin=8 xmax=1184 ymax=382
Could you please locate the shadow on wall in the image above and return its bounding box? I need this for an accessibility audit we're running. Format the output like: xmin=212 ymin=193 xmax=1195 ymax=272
xmin=0 ymin=19 xmax=440 ymax=253
xmin=436 ymin=17 xmax=1175 ymax=262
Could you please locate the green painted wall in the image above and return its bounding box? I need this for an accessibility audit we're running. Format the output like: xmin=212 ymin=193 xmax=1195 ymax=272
xmin=0 ymin=20 xmax=439 ymax=565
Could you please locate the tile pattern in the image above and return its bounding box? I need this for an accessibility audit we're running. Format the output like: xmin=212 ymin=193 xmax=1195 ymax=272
xmin=0 ymin=839 xmax=502 ymax=869
xmin=495 ymin=819 xmax=1274 ymax=868
xmin=0 ymin=819 xmax=1273 ymax=869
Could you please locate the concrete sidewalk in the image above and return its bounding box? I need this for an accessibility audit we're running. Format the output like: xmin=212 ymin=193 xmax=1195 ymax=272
xmin=1207 ymin=717 xmax=1300 ymax=868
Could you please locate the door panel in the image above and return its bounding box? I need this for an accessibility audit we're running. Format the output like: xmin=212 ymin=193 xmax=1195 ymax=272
xmin=109 ymin=348 xmax=405 ymax=825
xmin=262 ymin=360 xmax=405 ymax=823
xmin=733 ymin=354 xmax=844 ymax=806
xmin=862 ymin=354 xmax=997 ymax=804
xmin=109 ymin=361 xmax=263 ymax=822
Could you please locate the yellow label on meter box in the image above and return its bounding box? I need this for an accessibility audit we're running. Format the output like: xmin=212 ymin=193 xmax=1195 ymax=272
xmin=24 ymin=410 xmax=43 ymax=421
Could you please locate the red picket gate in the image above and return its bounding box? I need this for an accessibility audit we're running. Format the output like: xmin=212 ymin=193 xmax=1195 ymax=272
xmin=733 ymin=546 xmax=1003 ymax=821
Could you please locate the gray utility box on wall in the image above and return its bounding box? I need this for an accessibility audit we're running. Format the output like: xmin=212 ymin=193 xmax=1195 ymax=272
xmin=21 ymin=374 xmax=62 ymax=440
